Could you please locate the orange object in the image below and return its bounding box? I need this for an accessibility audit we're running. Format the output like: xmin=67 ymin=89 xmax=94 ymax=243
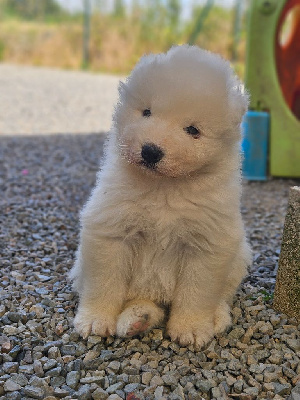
xmin=245 ymin=0 xmax=300 ymax=177
xmin=276 ymin=0 xmax=300 ymax=119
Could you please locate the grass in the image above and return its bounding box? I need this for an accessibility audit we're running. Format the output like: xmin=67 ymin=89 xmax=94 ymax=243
xmin=0 ymin=6 xmax=246 ymax=77
xmin=248 ymin=289 xmax=274 ymax=303
xmin=260 ymin=289 xmax=274 ymax=303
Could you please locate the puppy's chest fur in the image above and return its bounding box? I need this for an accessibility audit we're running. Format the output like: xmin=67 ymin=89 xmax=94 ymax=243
xmin=125 ymin=190 xmax=206 ymax=251
xmin=125 ymin=211 xmax=188 ymax=303
xmin=122 ymin=189 xmax=223 ymax=303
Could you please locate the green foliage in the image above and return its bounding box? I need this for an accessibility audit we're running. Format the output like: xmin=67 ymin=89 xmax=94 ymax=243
xmin=248 ymin=289 xmax=274 ymax=303
xmin=188 ymin=0 xmax=214 ymax=45
xmin=0 ymin=0 xmax=247 ymax=76
xmin=113 ymin=0 xmax=125 ymax=18
xmin=260 ymin=289 xmax=274 ymax=303
xmin=0 ymin=39 xmax=4 ymax=60
xmin=167 ymin=0 xmax=181 ymax=32
xmin=0 ymin=0 xmax=67 ymax=21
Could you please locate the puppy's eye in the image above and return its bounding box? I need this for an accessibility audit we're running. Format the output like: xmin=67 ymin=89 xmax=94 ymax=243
xmin=184 ymin=125 xmax=200 ymax=138
xmin=142 ymin=109 xmax=151 ymax=117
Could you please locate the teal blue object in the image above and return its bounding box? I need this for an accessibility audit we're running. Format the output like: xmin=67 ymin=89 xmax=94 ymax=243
xmin=241 ymin=111 xmax=270 ymax=181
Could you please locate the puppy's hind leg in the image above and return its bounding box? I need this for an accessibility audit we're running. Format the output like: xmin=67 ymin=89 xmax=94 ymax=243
xmin=214 ymin=301 xmax=232 ymax=334
xmin=116 ymin=300 xmax=165 ymax=337
xmin=214 ymin=242 xmax=251 ymax=334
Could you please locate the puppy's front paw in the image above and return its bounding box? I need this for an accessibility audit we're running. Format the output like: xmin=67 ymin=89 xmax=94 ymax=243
xmin=167 ymin=314 xmax=214 ymax=348
xmin=74 ymin=308 xmax=117 ymax=339
xmin=116 ymin=300 xmax=164 ymax=337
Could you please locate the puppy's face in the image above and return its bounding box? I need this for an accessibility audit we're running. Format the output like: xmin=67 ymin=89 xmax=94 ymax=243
xmin=114 ymin=45 xmax=248 ymax=178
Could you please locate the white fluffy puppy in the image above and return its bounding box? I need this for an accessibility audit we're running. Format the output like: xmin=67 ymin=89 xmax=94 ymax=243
xmin=70 ymin=45 xmax=251 ymax=347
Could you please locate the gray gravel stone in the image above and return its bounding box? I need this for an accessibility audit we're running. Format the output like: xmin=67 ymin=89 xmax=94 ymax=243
xmin=106 ymin=382 xmax=125 ymax=394
xmin=3 ymin=362 xmax=19 ymax=373
xmin=44 ymin=342 xmax=63 ymax=352
xmin=92 ymin=388 xmax=109 ymax=400
xmin=61 ymin=345 xmax=76 ymax=356
xmin=43 ymin=359 xmax=57 ymax=371
xmin=150 ymin=375 xmax=164 ymax=387
xmin=54 ymin=387 xmax=70 ymax=397
xmin=107 ymin=395 xmax=123 ymax=400
xmin=45 ymin=367 xmax=62 ymax=377
xmin=77 ymin=384 xmax=92 ymax=400
xmin=154 ymin=386 xmax=164 ymax=399
xmin=8 ymin=345 xmax=22 ymax=359
xmin=123 ymin=383 xmax=140 ymax=393
xmin=211 ymin=387 xmax=221 ymax=398
xmin=287 ymin=339 xmax=300 ymax=352
xmin=10 ymin=375 xmax=28 ymax=388
xmin=227 ymin=327 xmax=246 ymax=340
xmin=288 ymin=383 xmax=300 ymax=400
xmin=48 ymin=347 xmax=61 ymax=359
xmin=33 ymin=360 xmax=44 ymax=377
xmin=141 ymin=372 xmax=153 ymax=385
xmin=274 ymin=382 xmax=292 ymax=396
xmin=66 ymin=371 xmax=80 ymax=389
xmin=18 ymin=365 xmax=34 ymax=374
xmin=233 ymin=379 xmax=244 ymax=393
xmin=5 ymin=392 xmax=22 ymax=400
xmin=195 ymin=380 xmax=212 ymax=393
xmin=80 ymin=376 xmax=105 ymax=385
xmin=162 ymin=373 xmax=179 ymax=388
xmin=107 ymin=361 xmax=121 ymax=374
xmin=4 ymin=379 xmax=22 ymax=392
xmin=6 ymin=312 xmax=23 ymax=323
xmin=244 ymin=386 xmax=259 ymax=396
xmin=22 ymin=385 xmax=44 ymax=399
xmin=50 ymin=376 xmax=66 ymax=388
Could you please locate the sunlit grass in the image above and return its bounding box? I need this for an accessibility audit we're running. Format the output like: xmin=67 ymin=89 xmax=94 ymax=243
xmin=0 ymin=6 xmax=246 ymax=78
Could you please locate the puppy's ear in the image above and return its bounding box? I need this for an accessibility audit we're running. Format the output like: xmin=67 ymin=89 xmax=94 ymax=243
xmin=117 ymin=81 xmax=136 ymax=105
xmin=228 ymin=75 xmax=249 ymax=125
xmin=118 ymin=81 xmax=127 ymax=100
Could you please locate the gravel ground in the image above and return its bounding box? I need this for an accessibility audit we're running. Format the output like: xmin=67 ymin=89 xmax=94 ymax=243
xmin=0 ymin=65 xmax=300 ymax=400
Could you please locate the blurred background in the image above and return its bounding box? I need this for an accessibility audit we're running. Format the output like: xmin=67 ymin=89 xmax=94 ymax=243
xmin=1 ymin=0 xmax=299 ymax=179
xmin=0 ymin=0 xmax=248 ymax=77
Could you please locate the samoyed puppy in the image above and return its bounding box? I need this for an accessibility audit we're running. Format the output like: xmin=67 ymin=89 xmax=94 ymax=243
xmin=70 ymin=45 xmax=251 ymax=347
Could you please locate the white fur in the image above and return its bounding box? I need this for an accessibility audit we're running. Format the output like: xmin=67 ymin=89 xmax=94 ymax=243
xmin=70 ymin=45 xmax=252 ymax=347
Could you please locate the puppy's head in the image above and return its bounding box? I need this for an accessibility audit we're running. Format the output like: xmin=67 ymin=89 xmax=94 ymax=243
xmin=113 ymin=45 xmax=248 ymax=178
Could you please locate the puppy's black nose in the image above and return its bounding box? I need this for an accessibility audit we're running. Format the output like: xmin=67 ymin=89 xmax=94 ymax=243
xmin=141 ymin=143 xmax=164 ymax=166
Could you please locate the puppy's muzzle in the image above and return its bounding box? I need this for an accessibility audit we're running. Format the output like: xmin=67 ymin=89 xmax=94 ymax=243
xmin=141 ymin=143 xmax=164 ymax=168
